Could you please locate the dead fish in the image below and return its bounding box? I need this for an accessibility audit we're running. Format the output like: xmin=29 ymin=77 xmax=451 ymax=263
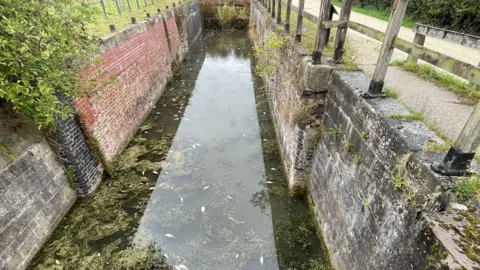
xmin=165 ymin=234 xmax=175 ymax=238
xmin=203 ymin=186 xmax=210 ymax=191
xmin=227 ymin=195 xmax=233 ymax=200
xmin=55 ymin=260 xmax=60 ymax=265
xmin=144 ymin=131 xmax=148 ymax=134
xmin=195 ymin=143 xmax=201 ymax=147
xmin=192 ymin=144 xmax=196 ymax=149
xmin=180 ymin=197 xmax=184 ymax=202
xmin=267 ymin=181 xmax=274 ymax=184
xmin=178 ymin=265 xmax=189 ymax=270
xmin=260 ymin=255 xmax=264 ymax=265
xmin=163 ymin=254 xmax=169 ymax=259
xmin=174 ymin=114 xmax=178 ymax=117
xmin=263 ymin=112 xmax=266 ymax=115
xmin=201 ymin=206 xmax=205 ymax=213
xmin=156 ymin=112 xmax=160 ymax=114
xmin=165 ymin=171 xmax=170 ymax=175
xmin=270 ymin=168 xmax=276 ymax=171
xmin=149 ymin=187 xmax=156 ymax=190
xmin=235 ymin=254 xmax=239 ymax=259
xmin=153 ymin=171 xmax=159 ymax=174
xmin=142 ymin=171 xmax=145 ymax=175
xmin=243 ymin=134 xmax=246 ymax=137
xmin=174 ymin=266 xmax=181 ymax=270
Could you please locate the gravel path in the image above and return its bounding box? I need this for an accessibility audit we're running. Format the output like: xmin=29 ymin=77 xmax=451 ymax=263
xmin=290 ymin=0 xmax=479 ymax=141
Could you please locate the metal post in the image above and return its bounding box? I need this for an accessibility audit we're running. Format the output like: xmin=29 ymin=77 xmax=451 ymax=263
xmin=406 ymin=33 xmax=426 ymax=63
xmin=312 ymin=0 xmax=332 ymax=64
xmin=366 ymin=0 xmax=409 ymax=98
xmin=295 ymin=0 xmax=304 ymax=42
xmin=271 ymin=0 xmax=275 ymax=18
xmin=432 ymin=102 xmax=480 ymax=176
xmin=276 ymin=0 xmax=281 ymax=24
xmin=285 ymin=0 xmax=292 ymax=32
xmin=333 ymin=0 xmax=354 ymax=62
xmin=115 ymin=0 xmax=122 ymax=14
xmin=100 ymin=0 xmax=108 ymax=17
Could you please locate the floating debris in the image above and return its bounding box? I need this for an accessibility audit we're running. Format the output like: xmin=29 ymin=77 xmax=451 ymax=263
xmin=195 ymin=143 xmax=201 ymax=147
xmin=55 ymin=260 xmax=60 ymax=265
xmin=142 ymin=171 xmax=145 ymax=175
xmin=227 ymin=195 xmax=233 ymax=200
xmin=260 ymin=255 xmax=264 ymax=266
xmin=266 ymin=181 xmax=274 ymax=184
xmin=235 ymin=254 xmax=239 ymax=259
xmin=153 ymin=170 xmax=159 ymax=174
xmin=180 ymin=197 xmax=184 ymax=202
xmin=165 ymin=171 xmax=170 ymax=175
xmin=178 ymin=265 xmax=189 ymax=270
xmin=165 ymin=234 xmax=175 ymax=238
xmin=192 ymin=144 xmax=196 ymax=149
xmin=201 ymin=206 xmax=205 ymax=213
xmin=174 ymin=266 xmax=181 ymax=270
xmin=203 ymin=186 xmax=210 ymax=191
xmin=164 ymin=254 xmax=169 ymax=259
xmin=270 ymin=168 xmax=276 ymax=171
xmin=148 ymin=187 xmax=155 ymax=190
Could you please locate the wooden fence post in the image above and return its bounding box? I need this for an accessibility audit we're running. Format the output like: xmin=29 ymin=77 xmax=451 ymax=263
xmin=295 ymin=0 xmax=305 ymax=42
xmin=432 ymin=101 xmax=480 ymax=176
xmin=144 ymin=0 xmax=148 ymax=7
xmin=136 ymin=0 xmax=141 ymax=8
xmin=406 ymin=33 xmax=426 ymax=63
xmin=312 ymin=0 xmax=332 ymax=64
xmin=267 ymin=0 xmax=271 ymax=12
xmin=285 ymin=0 xmax=292 ymax=32
xmin=277 ymin=0 xmax=281 ymax=24
xmin=115 ymin=0 xmax=122 ymax=14
xmin=333 ymin=0 xmax=354 ymax=62
xmin=366 ymin=0 xmax=409 ymax=98
xmin=126 ymin=0 xmax=132 ymax=11
xmin=100 ymin=0 xmax=108 ymax=17
xmin=271 ymin=0 xmax=275 ymax=18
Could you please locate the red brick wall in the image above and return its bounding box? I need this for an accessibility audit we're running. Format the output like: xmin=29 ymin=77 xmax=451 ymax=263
xmin=76 ymin=14 xmax=182 ymax=164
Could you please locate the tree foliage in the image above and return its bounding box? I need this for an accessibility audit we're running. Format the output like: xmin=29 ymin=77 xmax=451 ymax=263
xmin=356 ymin=0 xmax=480 ymax=35
xmin=0 ymin=0 xmax=100 ymax=128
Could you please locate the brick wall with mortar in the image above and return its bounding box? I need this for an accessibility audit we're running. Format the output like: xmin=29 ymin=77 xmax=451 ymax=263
xmin=0 ymin=119 xmax=76 ymax=270
xmin=76 ymin=6 xmax=197 ymax=165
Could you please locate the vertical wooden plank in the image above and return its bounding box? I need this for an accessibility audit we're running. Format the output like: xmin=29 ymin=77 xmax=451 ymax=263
xmin=455 ymin=101 xmax=480 ymax=153
xmin=406 ymin=33 xmax=426 ymax=63
xmin=276 ymin=0 xmax=281 ymax=24
xmin=115 ymin=0 xmax=122 ymax=14
xmin=333 ymin=0 xmax=354 ymax=62
xmin=267 ymin=0 xmax=271 ymax=12
xmin=271 ymin=0 xmax=275 ymax=18
xmin=100 ymin=0 xmax=108 ymax=17
xmin=367 ymin=0 xmax=409 ymax=97
xmin=295 ymin=0 xmax=305 ymax=42
xmin=312 ymin=0 xmax=332 ymax=64
xmin=325 ymin=5 xmax=334 ymax=46
xmin=285 ymin=0 xmax=292 ymax=32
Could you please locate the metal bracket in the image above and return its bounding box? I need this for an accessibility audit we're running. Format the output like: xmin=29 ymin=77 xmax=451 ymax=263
xmin=431 ymin=146 xmax=475 ymax=176
xmin=362 ymin=80 xmax=386 ymax=99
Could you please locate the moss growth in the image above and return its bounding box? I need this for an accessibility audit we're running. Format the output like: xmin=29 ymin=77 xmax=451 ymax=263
xmin=361 ymin=131 xmax=368 ymax=140
xmin=453 ymin=175 xmax=480 ymax=203
xmin=384 ymin=86 xmax=399 ymax=99
xmin=423 ymin=141 xmax=453 ymax=153
xmin=306 ymin=125 xmax=325 ymax=145
xmin=353 ymin=154 xmax=362 ymax=165
xmin=328 ymin=128 xmax=340 ymax=137
xmin=388 ymin=112 xmax=424 ymax=120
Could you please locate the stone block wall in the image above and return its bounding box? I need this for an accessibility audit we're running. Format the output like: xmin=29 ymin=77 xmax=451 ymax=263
xmin=310 ymin=70 xmax=448 ymax=269
xmin=250 ymin=1 xmax=326 ymax=192
xmin=76 ymin=8 xmax=189 ymax=165
xmin=0 ymin=120 xmax=76 ymax=270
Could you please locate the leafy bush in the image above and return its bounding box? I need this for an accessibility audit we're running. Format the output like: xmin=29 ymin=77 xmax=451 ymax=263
xmin=0 ymin=0 xmax=101 ymax=128
xmin=217 ymin=5 xmax=238 ymax=28
xmin=350 ymin=0 xmax=480 ymax=34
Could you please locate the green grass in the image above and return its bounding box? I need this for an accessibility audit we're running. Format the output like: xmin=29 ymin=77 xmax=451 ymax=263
xmin=85 ymin=0 xmax=176 ymax=37
xmin=384 ymin=86 xmax=399 ymax=99
xmin=423 ymin=141 xmax=453 ymax=153
xmin=388 ymin=112 xmax=423 ymax=120
xmin=391 ymin=60 xmax=480 ymax=104
xmin=454 ymin=175 xmax=480 ymax=203
xmin=331 ymin=0 xmax=415 ymax=28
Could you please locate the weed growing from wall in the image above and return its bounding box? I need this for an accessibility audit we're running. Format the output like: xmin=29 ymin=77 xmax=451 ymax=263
xmin=253 ymin=32 xmax=287 ymax=77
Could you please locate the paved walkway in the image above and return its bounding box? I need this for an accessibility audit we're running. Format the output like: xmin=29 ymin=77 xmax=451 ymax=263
xmin=291 ymin=0 xmax=480 ymax=141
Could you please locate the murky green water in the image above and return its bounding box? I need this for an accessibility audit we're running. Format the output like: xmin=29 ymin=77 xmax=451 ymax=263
xmin=28 ymin=30 xmax=330 ymax=270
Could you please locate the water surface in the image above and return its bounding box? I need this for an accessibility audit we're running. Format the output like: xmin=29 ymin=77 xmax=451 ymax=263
xmin=28 ymin=30 xmax=329 ymax=270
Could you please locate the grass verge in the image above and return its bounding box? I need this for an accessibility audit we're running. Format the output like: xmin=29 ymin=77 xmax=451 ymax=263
xmin=331 ymin=0 xmax=415 ymax=28
xmin=85 ymin=0 xmax=175 ymax=37
xmin=390 ymin=60 xmax=480 ymax=104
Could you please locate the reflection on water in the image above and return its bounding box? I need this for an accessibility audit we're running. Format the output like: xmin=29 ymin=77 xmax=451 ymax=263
xmin=28 ymin=30 xmax=330 ymax=270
